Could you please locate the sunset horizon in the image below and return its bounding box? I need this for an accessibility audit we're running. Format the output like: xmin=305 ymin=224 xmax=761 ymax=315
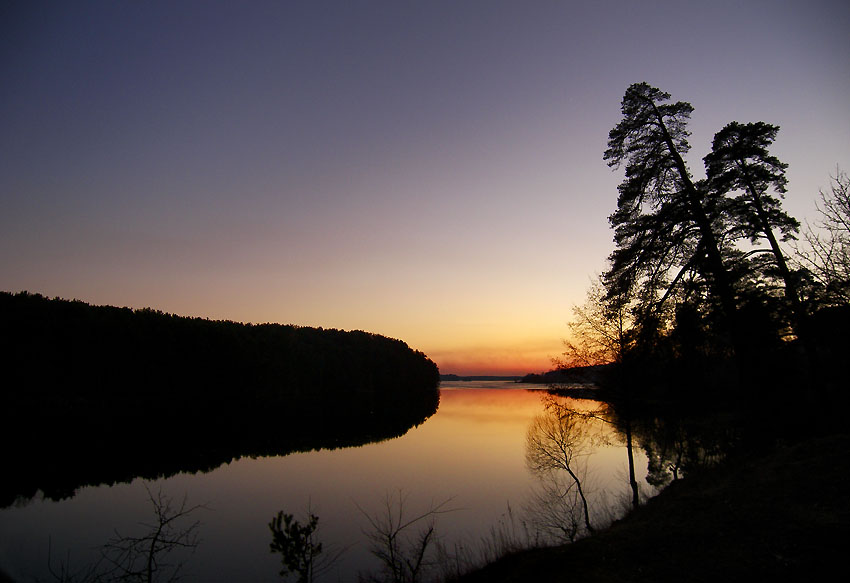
xmin=2 ymin=0 xmax=848 ymax=382
xmin=0 ymin=289 xmax=559 ymax=377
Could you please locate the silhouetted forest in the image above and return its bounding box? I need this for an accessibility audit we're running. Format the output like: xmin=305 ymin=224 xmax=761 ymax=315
xmin=460 ymin=82 xmax=850 ymax=582
xmin=0 ymin=291 xmax=440 ymax=507
xmin=520 ymin=366 xmax=607 ymax=386
xmin=530 ymin=83 xmax=850 ymax=510
xmin=551 ymin=84 xmax=850 ymax=436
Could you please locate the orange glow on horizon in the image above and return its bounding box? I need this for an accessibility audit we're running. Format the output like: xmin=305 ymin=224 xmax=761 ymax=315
xmin=429 ymin=345 xmax=559 ymax=377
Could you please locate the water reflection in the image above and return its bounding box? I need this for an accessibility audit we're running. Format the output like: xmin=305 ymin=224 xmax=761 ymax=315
xmin=630 ymin=408 xmax=737 ymax=489
xmin=2 ymin=381 xmax=439 ymax=509
xmin=526 ymin=395 xmax=603 ymax=537
xmin=0 ymin=385 xmax=655 ymax=582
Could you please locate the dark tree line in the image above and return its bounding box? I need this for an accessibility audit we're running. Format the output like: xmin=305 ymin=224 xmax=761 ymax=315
xmin=592 ymin=83 xmax=848 ymax=404
xmin=557 ymin=84 xmax=849 ymax=490
xmin=0 ymin=291 xmax=440 ymax=507
xmin=602 ymin=84 xmax=805 ymax=362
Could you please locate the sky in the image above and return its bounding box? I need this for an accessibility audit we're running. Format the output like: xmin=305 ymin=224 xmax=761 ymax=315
xmin=2 ymin=1 xmax=848 ymax=375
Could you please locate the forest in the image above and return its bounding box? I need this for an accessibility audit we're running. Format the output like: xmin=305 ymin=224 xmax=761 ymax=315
xmin=457 ymin=82 xmax=850 ymax=582
xmin=555 ymin=83 xmax=849 ymax=433
xmin=0 ymin=291 xmax=440 ymax=507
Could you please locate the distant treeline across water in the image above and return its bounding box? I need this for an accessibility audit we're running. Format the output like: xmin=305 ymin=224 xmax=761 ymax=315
xmin=0 ymin=291 xmax=440 ymax=506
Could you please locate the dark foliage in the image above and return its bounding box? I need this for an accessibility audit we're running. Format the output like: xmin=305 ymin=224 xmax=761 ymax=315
xmin=269 ymin=511 xmax=322 ymax=582
xmin=603 ymin=82 xmax=736 ymax=331
xmin=520 ymin=366 xmax=607 ymax=386
xmin=0 ymin=291 xmax=440 ymax=507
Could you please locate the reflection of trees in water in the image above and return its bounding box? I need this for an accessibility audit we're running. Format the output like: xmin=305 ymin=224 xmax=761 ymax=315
xmin=525 ymin=395 xmax=610 ymax=539
xmin=524 ymin=393 xmax=736 ymax=543
xmin=632 ymin=414 xmax=736 ymax=489
xmin=524 ymin=472 xmax=589 ymax=543
xmin=601 ymin=394 xmax=739 ymax=492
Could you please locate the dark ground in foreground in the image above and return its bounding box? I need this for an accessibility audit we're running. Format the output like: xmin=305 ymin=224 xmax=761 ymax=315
xmin=460 ymin=434 xmax=849 ymax=582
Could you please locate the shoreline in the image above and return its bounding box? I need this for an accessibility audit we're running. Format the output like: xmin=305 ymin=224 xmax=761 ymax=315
xmin=458 ymin=433 xmax=849 ymax=581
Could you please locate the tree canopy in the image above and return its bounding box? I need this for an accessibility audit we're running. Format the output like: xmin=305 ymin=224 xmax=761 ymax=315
xmin=571 ymin=82 xmax=849 ymax=410
xmin=603 ymin=82 xmax=738 ymax=351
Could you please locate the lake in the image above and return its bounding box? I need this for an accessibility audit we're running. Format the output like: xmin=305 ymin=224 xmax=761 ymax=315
xmin=0 ymin=382 xmax=652 ymax=581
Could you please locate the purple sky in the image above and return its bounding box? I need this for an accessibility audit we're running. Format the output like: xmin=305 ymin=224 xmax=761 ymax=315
xmin=2 ymin=1 xmax=848 ymax=375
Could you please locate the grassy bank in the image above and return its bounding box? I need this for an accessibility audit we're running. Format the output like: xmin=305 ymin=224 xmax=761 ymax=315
xmin=460 ymin=433 xmax=849 ymax=582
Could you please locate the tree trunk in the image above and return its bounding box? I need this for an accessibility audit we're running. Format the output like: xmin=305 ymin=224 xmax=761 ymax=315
xmin=624 ymin=417 xmax=640 ymax=509
xmin=649 ymin=101 xmax=743 ymax=358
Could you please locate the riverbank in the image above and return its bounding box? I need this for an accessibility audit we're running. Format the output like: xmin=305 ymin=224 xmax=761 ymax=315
xmin=459 ymin=433 xmax=849 ymax=582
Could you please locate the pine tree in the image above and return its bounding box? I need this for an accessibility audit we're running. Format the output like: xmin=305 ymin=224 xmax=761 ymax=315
xmin=704 ymin=121 xmax=803 ymax=332
xmin=603 ymin=83 xmax=738 ymax=339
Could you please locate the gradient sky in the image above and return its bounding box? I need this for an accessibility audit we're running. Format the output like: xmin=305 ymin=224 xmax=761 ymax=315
xmin=2 ymin=1 xmax=848 ymax=375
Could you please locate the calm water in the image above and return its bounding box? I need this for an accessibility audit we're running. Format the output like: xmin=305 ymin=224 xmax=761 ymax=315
xmin=0 ymin=382 xmax=651 ymax=581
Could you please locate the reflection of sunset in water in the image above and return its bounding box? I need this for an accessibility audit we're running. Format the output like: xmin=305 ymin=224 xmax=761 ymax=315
xmin=0 ymin=384 xmax=650 ymax=582
xmin=437 ymin=387 xmax=548 ymax=423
